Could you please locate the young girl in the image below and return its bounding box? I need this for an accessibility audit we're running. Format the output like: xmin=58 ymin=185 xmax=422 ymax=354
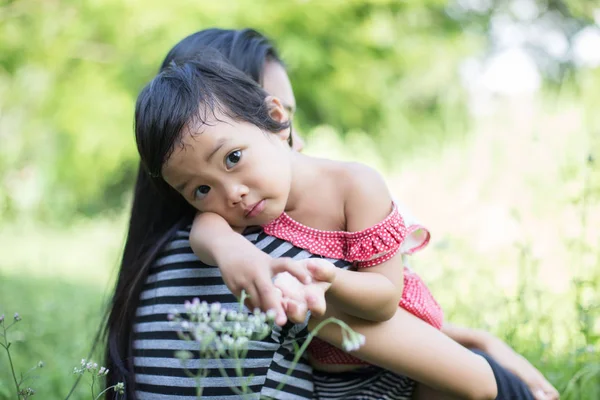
xmin=135 ymin=53 xmax=499 ymax=399
xmin=172 ymin=57 xmax=443 ymax=370
xmin=191 ymin=153 xmax=442 ymax=371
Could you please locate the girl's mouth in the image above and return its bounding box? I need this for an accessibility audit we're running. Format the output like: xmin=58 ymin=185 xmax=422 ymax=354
xmin=244 ymin=199 xmax=266 ymax=218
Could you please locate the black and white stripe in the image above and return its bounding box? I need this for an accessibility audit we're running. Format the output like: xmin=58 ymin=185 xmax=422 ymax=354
xmin=133 ymin=227 xmax=414 ymax=399
xmin=314 ymin=367 xmax=414 ymax=400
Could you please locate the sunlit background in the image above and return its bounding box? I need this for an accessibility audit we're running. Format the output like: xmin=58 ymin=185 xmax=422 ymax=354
xmin=1 ymin=0 xmax=599 ymax=398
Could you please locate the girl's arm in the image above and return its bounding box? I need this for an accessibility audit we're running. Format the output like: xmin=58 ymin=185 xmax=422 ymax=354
xmin=190 ymin=212 xmax=250 ymax=265
xmin=190 ymin=212 xmax=312 ymax=325
xmin=322 ymin=257 xmax=403 ymax=321
xmin=324 ymin=164 xmax=404 ymax=321
xmin=310 ymin=305 xmax=498 ymax=400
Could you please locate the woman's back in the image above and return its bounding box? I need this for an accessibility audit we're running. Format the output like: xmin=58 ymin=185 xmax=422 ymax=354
xmin=132 ymin=226 xmax=329 ymax=399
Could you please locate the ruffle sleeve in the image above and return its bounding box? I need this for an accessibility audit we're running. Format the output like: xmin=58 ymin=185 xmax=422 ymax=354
xmin=344 ymin=204 xmax=407 ymax=268
xmin=262 ymin=202 xmax=430 ymax=267
xmin=346 ymin=204 xmax=431 ymax=267
xmin=400 ymin=224 xmax=431 ymax=255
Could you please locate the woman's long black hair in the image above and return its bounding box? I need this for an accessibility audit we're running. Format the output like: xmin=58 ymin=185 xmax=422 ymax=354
xmin=104 ymin=28 xmax=284 ymax=399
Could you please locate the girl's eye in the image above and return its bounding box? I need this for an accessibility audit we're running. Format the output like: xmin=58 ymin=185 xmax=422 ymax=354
xmin=225 ymin=150 xmax=242 ymax=169
xmin=194 ymin=185 xmax=210 ymax=200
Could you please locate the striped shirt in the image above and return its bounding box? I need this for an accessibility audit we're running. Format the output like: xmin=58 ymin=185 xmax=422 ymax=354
xmin=132 ymin=227 xmax=347 ymax=399
xmin=132 ymin=227 xmax=414 ymax=400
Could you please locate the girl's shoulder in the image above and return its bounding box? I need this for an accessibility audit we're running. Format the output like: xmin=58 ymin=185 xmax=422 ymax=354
xmin=320 ymin=159 xmax=382 ymax=187
xmin=338 ymin=162 xmax=393 ymax=233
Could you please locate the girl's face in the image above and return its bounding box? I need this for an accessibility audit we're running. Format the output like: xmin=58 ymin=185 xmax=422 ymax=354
xmin=261 ymin=61 xmax=305 ymax=152
xmin=161 ymin=98 xmax=293 ymax=229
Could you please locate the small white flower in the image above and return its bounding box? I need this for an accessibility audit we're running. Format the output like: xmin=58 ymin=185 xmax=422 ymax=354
xmin=356 ymin=333 xmax=366 ymax=347
xmin=266 ymin=309 xmax=276 ymax=322
xmin=234 ymin=337 xmax=249 ymax=351
xmin=227 ymin=311 xmax=238 ymax=321
xmin=222 ymin=334 xmax=234 ymax=347
xmin=114 ymin=382 xmax=125 ymax=394
xmin=210 ymin=302 xmax=221 ymax=314
xmin=200 ymin=301 xmax=209 ymax=312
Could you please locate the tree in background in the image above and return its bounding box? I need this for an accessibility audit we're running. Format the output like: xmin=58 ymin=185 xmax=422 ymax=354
xmin=0 ymin=0 xmax=597 ymax=221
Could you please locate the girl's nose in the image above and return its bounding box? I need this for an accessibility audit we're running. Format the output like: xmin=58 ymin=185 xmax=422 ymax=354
xmin=226 ymin=184 xmax=249 ymax=206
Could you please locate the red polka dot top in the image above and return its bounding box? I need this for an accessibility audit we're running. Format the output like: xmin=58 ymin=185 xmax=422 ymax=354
xmin=263 ymin=203 xmax=444 ymax=365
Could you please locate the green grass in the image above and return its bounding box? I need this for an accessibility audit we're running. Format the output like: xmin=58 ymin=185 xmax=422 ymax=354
xmin=1 ymin=223 xmax=598 ymax=399
xmin=0 ymin=274 xmax=107 ymax=400
xmin=1 ymin=97 xmax=599 ymax=398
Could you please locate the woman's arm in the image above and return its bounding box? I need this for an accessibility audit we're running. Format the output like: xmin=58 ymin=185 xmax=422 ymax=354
xmin=441 ymin=323 xmax=490 ymax=349
xmin=443 ymin=323 xmax=559 ymax=400
xmin=310 ymin=305 xmax=498 ymax=400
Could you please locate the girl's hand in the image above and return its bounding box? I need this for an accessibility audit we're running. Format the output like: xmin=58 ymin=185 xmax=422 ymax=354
xmin=190 ymin=212 xmax=314 ymax=326
xmin=273 ymin=259 xmax=337 ymax=323
xmin=480 ymin=335 xmax=559 ymax=400
xmin=218 ymin=250 xmax=313 ymax=326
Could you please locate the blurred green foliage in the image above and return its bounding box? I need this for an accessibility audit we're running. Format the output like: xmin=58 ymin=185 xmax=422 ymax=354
xmin=1 ymin=3 xmax=600 ymax=398
xmin=1 ymin=0 xmax=597 ymax=222
xmin=0 ymin=274 xmax=105 ymax=400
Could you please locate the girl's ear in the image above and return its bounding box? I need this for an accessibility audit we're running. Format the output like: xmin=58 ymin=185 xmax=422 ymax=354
xmin=265 ymin=96 xmax=291 ymax=141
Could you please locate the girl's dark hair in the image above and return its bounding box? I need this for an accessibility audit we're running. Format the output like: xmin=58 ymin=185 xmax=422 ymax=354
xmin=104 ymin=29 xmax=285 ymax=399
xmin=136 ymin=54 xmax=289 ymax=178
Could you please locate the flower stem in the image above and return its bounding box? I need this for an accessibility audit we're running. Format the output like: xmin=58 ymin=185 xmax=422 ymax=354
xmin=94 ymin=384 xmax=118 ymax=400
xmin=214 ymin=357 xmax=249 ymax=396
xmin=6 ymin=348 xmax=21 ymax=400
xmin=90 ymin=374 xmax=96 ymax=400
xmin=1 ymin=323 xmax=22 ymax=400
xmin=274 ymin=317 xmax=353 ymax=393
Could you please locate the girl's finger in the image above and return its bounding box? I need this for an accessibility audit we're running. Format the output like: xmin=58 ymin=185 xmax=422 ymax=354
xmin=306 ymin=259 xmax=336 ymax=283
xmin=244 ymin=284 xmax=261 ymax=312
xmin=304 ymin=285 xmax=326 ymax=317
xmin=285 ymin=299 xmax=308 ymax=323
xmin=270 ymin=258 xmax=312 ymax=284
xmin=273 ymin=272 xmax=305 ymax=303
xmin=255 ymin=277 xmax=287 ymax=326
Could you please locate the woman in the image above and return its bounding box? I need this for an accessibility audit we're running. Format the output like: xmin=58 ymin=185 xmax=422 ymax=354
xmin=105 ymin=28 xmax=557 ymax=399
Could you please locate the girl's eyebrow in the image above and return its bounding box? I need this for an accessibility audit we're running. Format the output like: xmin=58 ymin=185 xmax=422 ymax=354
xmin=205 ymin=137 xmax=229 ymax=162
xmin=174 ymin=137 xmax=231 ymax=194
xmin=175 ymin=180 xmax=189 ymax=194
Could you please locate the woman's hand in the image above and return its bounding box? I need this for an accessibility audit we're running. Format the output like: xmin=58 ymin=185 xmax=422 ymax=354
xmin=443 ymin=323 xmax=559 ymax=400
xmin=480 ymin=335 xmax=559 ymax=400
